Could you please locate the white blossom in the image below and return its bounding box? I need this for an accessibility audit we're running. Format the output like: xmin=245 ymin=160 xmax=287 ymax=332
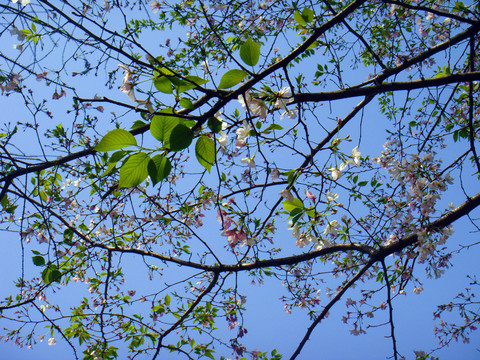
xmin=325 ymin=191 xmax=339 ymax=202
xmin=12 ymin=0 xmax=30 ymax=6
xmin=241 ymin=157 xmax=256 ymax=168
xmin=323 ymin=220 xmax=340 ymax=236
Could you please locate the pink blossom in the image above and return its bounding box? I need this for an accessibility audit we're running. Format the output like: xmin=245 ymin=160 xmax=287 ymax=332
xmin=238 ymin=92 xmax=268 ymax=118
xmin=36 ymin=72 xmax=47 ymax=81
xmin=150 ymin=0 xmax=161 ymax=13
xmin=279 ymin=189 xmax=294 ymax=201
xmin=305 ymin=190 xmax=316 ymax=200
xmin=10 ymin=25 xmax=26 ymax=41
xmin=271 ymin=168 xmax=280 ymax=181
xmin=346 ymin=298 xmax=356 ymax=307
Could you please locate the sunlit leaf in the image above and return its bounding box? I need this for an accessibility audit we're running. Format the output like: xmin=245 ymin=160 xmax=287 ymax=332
xmin=218 ymin=69 xmax=247 ymax=89
xmin=195 ymin=136 xmax=216 ymax=172
xmin=240 ymin=38 xmax=260 ymax=66
xmin=118 ymin=152 xmax=150 ymax=188
xmin=150 ymin=110 xmax=181 ymax=147
xmin=169 ymin=124 xmax=193 ymax=151
xmin=175 ymin=75 xmax=208 ymax=93
xmin=94 ymin=129 xmax=137 ymax=152
xmin=207 ymin=117 xmax=223 ymax=133
xmin=154 ymin=76 xmax=173 ymax=94
xmin=148 ymin=155 xmax=172 ymax=185
xmin=282 ymin=198 xmax=304 ymax=212
xmin=179 ymin=97 xmax=194 ymax=109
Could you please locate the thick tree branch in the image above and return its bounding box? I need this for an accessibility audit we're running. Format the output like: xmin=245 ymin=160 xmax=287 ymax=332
xmin=294 ymin=71 xmax=480 ymax=103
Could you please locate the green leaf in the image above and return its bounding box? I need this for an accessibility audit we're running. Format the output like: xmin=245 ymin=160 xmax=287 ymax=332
xmin=218 ymin=69 xmax=247 ymax=89
xmin=94 ymin=129 xmax=137 ymax=152
xmin=283 ymin=198 xmax=304 ymax=212
xmin=175 ymin=76 xmax=208 ymax=93
xmin=131 ymin=120 xmax=147 ymax=130
xmin=118 ymin=152 xmax=150 ymax=188
xmin=165 ymin=294 xmax=171 ymax=306
xmin=169 ymin=124 xmax=193 ymax=152
xmin=295 ymin=8 xmax=314 ymax=25
xmin=240 ymin=39 xmax=261 ymax=66
xmin=42 ymin=267 xmax=62 ymax=284
xmin=195 ymin=136 xmax=216 ymax=172
xmin=32 ymin=255 xmax=45 ymax=266
xmin=100 ymin=150 xmax=128 ymax=177
xmin=262 ymin=123 xmax=283 ymax=134
xmin=179 ymin=97 xmax=194 ymax=109
xmin=150 ymin=110 xmax=180 ymax=146
xmin=294 ymin=10 xmax=307 ymax=25
xmin=207 ymin=117 xmax=223 ymax=133
xmin=154 ymin=76 xmax=173 ymax=94
xmin=148 ymin=155 xmax=172 ymax=185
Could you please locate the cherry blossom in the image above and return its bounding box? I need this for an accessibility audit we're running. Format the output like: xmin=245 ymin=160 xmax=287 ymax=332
xmin=11 ymin=0 xmax=30 ymax=6
xmin=305 ymin=190 xmax=316 ymax=200
xmin=323 ymin=220 xmax=341 ymax=236
xmin=271 ymin=168 xmax=280 ymax=181
xmin=238 ymin=92 xmax=268 ymax=119
xmin=279 ymin=189 xmax=294 ymax=201
xmin=241 ymin=157 xmax=256 ymax=168
xmin=118 ymin=64 xmax=136 ymax=102
xmin=235 ymin=120 xmax=251 ymax=148
xmin=325 ymin=191 xmax=339 ymax=202
xmin=10 ymin=26 xmax=25 ymax=41
xmin=328 ymin=164 xmax=345 ymax=181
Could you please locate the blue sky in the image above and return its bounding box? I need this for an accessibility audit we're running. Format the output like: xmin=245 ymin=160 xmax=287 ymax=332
xmin=1 ymin=1 xmax=480 ymax=359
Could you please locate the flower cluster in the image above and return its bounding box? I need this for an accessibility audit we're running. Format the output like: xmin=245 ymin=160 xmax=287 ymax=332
xmin=238 ymin=92 xmax=267 ymax=119
xmin=328 ymin=146 xmax=361 ymax=181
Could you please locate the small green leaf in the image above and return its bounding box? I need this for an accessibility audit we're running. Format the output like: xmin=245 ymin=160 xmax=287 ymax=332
xmin=94 ymin=129 xmax=137 ymax=152
xmin=294 ymin=10 xmax=307 ymax=25
xmin=118 ymin=152 xmax=150 ymax=188
xmin=295 ymin=8 xmax=314 ymax=25
xmin=207 ymin=117 xmax=223 ymax=133
xmin=51 ymin=269 xmax=62 ymax=283
xmin=32 ymin=255 xmax=45 ymax=266
xmin=148 ymin=155 xmax=172 ymax=185
xmin=100 ymin=150 xmax=128 ymax=177
xmin=165 ymin=294 xmax=171 ymax=306
xmin=131 ymin=120 xmax=147 ymax=130
xmin=42 ymin=267 xmax=62 ymax=284
xmin=175 ymin=76 xmax=208 ymax=93
xmin=154 ymin=76 xmax=173 ymax=94
xmin=283 ymin=198 xmax=304 ymax=212
xmin=218 ymin=69 xmax=247 ymax=89
xmin=240 ymin=39 xmax=261 ymax=66
xmin=179 ymin=97 xmax=194 ymax=109
xmin=169 ymin=124 xmax=193 ymax=152
xmin=262 ymin=123 xmax=283 ymax=134
xmin=195 ymin=136 xmax=216 ymax=172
